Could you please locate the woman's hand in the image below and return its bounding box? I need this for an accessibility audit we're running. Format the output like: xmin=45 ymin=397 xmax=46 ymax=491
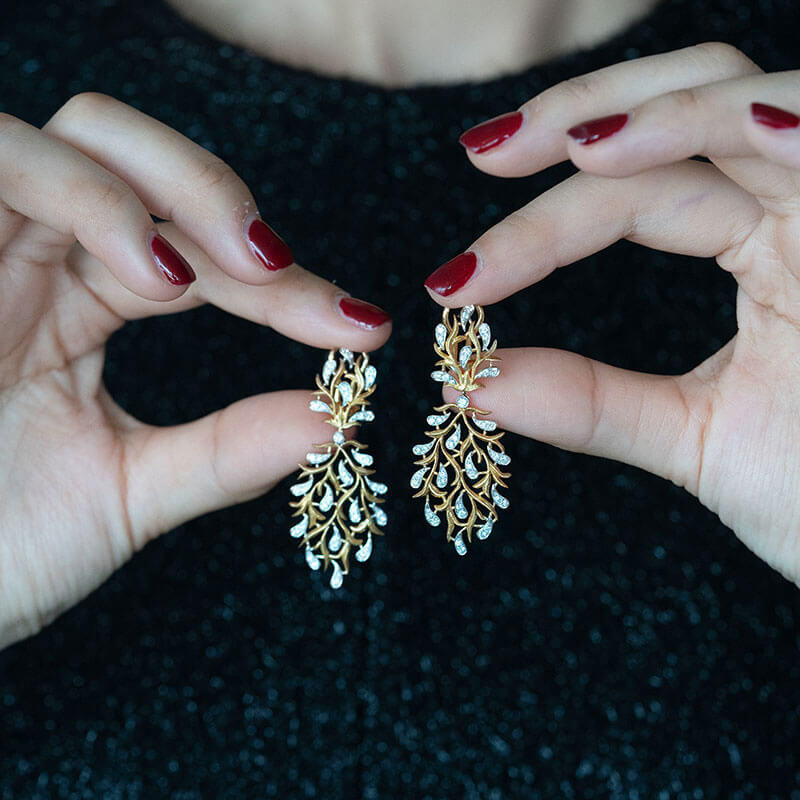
xmin=426 ymin=42 xmax=800 ymax=585
xmin=0 ymin=93 xmax=391 ymax=648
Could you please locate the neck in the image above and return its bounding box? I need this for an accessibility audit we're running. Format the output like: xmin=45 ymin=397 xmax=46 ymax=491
xmin=165 ymin=0 xmax=660 ymax=87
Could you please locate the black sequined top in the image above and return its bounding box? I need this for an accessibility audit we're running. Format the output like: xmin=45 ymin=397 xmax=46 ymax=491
xmin=2 ymin=1 xmax=800 ymax=797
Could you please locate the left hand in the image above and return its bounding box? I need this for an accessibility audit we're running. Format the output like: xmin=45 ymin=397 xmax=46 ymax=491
xmin=424 ymin=42 xmax=800 ymax=585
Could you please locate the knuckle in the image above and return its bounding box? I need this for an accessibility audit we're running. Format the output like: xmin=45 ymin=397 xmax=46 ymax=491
xmin=690 ymin=41 xmax=758 ymax=75
xmin=661 ymin=85 xmax=704 ymax=117
xmin=93 ymin=176 xmax=137 ymax=214
xmin=189 ymin=156 xmax=245 ymax=195
xmin=553 ymin=74 xmax=598 ymax=106
xmin=55 ymin=91 xmax=119 ymax=123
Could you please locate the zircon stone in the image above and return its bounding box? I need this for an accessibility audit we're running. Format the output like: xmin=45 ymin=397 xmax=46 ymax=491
xmin=459 ymin=345 xmax=472 ymax=369
xmin=290 ymin=515 xmax=309 ymax=538
xmin=363 ymin=365 xmax=377 ymax=388
xmin=460 ymin=305 xmax=474 ymax=329
xmin=305 ymin=547 xmax=321 ymax=571
xmin=318 ymin=484 xmax=334 ymax=512
xmin=355 ymin=534 xmax=373 ymax=562
xmin=370 ymin=503 xmax=388 ymax=527
xmin=445 ymin=424 xmax=461 ymax=451
xmin=456 ymin=394 xmax=469 ymax=409
xmin=454 ymin=532 xmax=468 ymax=556
xmin=328 ymin=527 xmax=342 ymax=552
xmin=476 ymin=517 xmax=494 ymax=540
xmin=435 ymin=323 xmax=447 ymax=348
xmin=333 ymin=431 xmax=346 ymax=445
xmin=290 ymin=476 xmax=314 ymax=496
xmin=464 ymin=452 xmax=480 ymax=480
xmin=410 ymin=467 xmax=428 ymax=489
xmin=478 ymin=323 xmax=491 ymax=349
xmin=352 ymin=450 xmax=374 ymax=467
xmin=337 ymin=460 xmax=354 ymax=487
xmin=330 ymin=561 xmax=344 ymax=589
xmin=309 ymin=399 xmax=332 ymax=414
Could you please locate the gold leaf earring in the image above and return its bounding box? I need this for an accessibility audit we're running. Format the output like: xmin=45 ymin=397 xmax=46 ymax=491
xmin=411 ymin=305 xmax=511 ymax=556
xmin=288 ymin=348 xmax=388 ymax=589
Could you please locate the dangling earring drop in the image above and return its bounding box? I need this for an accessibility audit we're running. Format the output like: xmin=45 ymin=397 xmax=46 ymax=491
xmin=289 ymin=348 xmax=388 ymax=589
xmin=411 ymin=305 xmax=511 ymax=555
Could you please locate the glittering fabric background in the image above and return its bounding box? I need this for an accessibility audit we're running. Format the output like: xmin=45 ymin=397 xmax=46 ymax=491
xmin=1 ymin=1 xmax=800 ymax=797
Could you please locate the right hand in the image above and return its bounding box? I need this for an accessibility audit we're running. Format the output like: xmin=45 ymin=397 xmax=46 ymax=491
xmin=0 ymin=93 xmax=392 ymax=649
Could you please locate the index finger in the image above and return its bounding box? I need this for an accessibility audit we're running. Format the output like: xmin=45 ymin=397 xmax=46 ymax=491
xmin=44 ymin=92 xmax=296 ymax=286
xmin=459 ymin=42 xmax=761 ymax=177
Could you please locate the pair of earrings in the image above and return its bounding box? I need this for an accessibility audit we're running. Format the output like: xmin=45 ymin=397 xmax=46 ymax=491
xmin=287 ymin=304 xmax=511 ymax=589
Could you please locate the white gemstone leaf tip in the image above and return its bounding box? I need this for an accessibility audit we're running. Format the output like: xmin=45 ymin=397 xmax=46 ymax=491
xmin=478 ymin=323 xmax=491 ymax=350
xmin=318 ymin=484 xmax=334 ymax=512
xmin=472 ymin=417 xmax=497 ymax=432
xmin=424 ymin=500 xmax=440 ymax=527
xmin=476 ymin=517 xmax=494 ymax=540
xmin=435 ymin=463 xmax=448 ymax=489
xmin=445 ymin=424 xmax=461 ymax=451
xmin=464 ymin=451 xmax=480 ymax=481
xmin=355 ymin=534 xmax=373 ymax=562
xmin=337 ymin=460 xmax=354 ymax=488
xmin=348 ymin=498 xmax=362 ymax=524
xmin=290 ymin=476 xmax=314 ymax=496
xmin=329 ymin=561 xmax=343 ymax=589
xmin=454 ymin=492 xmax=468 ymax=520
xmin=352 ymin=450 xmax=374 ymax=467
xmin=290 ymin=515 xmax=309 ymax=538
xmin=364 ymin=365 xmax=377 ymax=389
xmin=431 ymin=370 xmax=457 ymax=386
xmin=338 ymin=380 xmax=353 ymax=405
xmin=426 ymin=413 xmax=450 ymax=427
xmin=459 ymin=345 xmax=472 ymax=369
xmin=454 ymin=531 xmax=467 ymax=556
xmin=306 ymin=450 xmax=331 ymax=465
xmin=410 ymin=466 xmax=428 ymax=489
xmin=435 ymin=323 xmax=447 ymax=348
xmin=339 ymin=348 xmax=354 ymax=364
xmin=487 ymin=445 xmax=511 ymax=466
xmin=413 ymin=440 xmax=435 ymax=456
xmin=366 ymin=477 xmax=388 ymax=495
xmin=460 ymin=305 xmax=474 ymax=329
xmin=328 ymin=527 xmax=342 ymax=552
xmin=305 ymin=546 xmax=321 ymax=571
xmin=370 ymin=502 xmax=388 ymax=527
xmin=491 ymin=484 xmax=510 ymax=510
xmin=349 ymin=409 xmax=375 ymax=423
xmin=475 ymin=366 xmax=500 ymax=380
xmin=309 ymin=399 xmax=332 ymax=414
xmin=322 ymin=358 xmax=337 ymax=385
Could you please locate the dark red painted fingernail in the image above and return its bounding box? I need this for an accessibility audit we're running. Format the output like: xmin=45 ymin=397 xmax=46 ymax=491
xmin=150 ymin=234 xmax=196 ymax=285
xmin=751 ymin=102 xmax=800 ymax=130
xmin=338 ymin=297 xmax=391 ymax=329
xmin=246 ymin=217 xmax=294 ymax=271
xmin=424 ymin=252 xmax=477 ymax=297
xmin=567 ymin=113 xmax=629 ymax=145
xmin=459 ymin=111 xmax=523 ymax=154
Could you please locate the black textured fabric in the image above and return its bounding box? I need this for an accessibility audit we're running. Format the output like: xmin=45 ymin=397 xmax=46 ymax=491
xmin=2 ymin=1 xmax=800 ymax=797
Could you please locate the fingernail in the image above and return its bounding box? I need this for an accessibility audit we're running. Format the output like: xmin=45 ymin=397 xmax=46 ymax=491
xmin=338 ymin=297 xmax=392 ymax=329
xmin=150 ymin=233 xmax=196 ymax=285
xmin=424 ymin=252 xmax=477 ymax=297
xmin=246 ymin=217 xmax=294 ymax=271
xmin=751 ymin=102 xmax=800 ymax=130
xmin=459 ymin=111 xmax=523 ymax=154
xmin=567 ymin=113 xmax=629 ymax=145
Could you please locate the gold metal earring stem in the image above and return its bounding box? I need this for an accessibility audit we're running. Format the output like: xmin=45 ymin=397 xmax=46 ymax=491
xmin=412 ymin=305 xmax=511 ymax=556
xmin=289 ymin=348 xmax=387 ymax=589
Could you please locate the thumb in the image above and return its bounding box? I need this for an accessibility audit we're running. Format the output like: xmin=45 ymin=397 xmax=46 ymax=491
xmin=122 ymin=389 xmax=338 ymax=545
xmin=444 ymin=347 xmax=708 ymax=491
